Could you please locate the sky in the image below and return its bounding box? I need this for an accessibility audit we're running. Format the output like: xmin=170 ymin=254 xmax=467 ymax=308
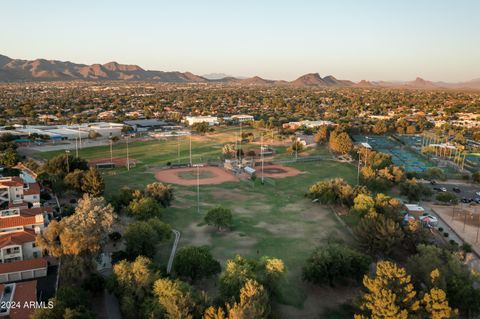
xmin=1 ymin=0 xmax=479 ymax=82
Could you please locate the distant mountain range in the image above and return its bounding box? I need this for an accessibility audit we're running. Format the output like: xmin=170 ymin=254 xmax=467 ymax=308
xmin=1 ymin=54 xmax=479 ymax=90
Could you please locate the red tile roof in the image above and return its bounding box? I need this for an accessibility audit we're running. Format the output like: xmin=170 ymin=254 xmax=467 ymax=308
xmin=0 ymin=229 xmax=36 ymax=248
xmin=7 ymin=202 xmax=27 ymax=209
xmin=0 ymin=258 xmax=47 ymax=274
xmin=23 ymin=183 xmax=40 ymax=196
xmin=0 ymin=177 xmax=23 ymax=187
xmin=0 ymin=215 xmax=38 ymax=229
xmin=19 ymin=206 xmax=52 ymax=216
xmin=9 ymin=280 xmax=37 ymax=319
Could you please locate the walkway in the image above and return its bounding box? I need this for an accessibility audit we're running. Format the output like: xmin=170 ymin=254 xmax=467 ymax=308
xmin=167 ymin=229 xmax=181 ymax=274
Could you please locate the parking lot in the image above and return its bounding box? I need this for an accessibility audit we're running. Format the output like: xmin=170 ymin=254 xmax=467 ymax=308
xmin=423 ymin=180 xmax=480 ymax=203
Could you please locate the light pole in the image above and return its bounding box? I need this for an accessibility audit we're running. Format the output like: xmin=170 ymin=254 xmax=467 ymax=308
xmin=65 ymin=150 xmax=70 ymax=173
xmin=261 ymin=134 xmax=264 ymax=184
xmin=75 ymin=137 xmax=78 ymax=158
xmin=189 ymin=134 xmax=192 ymax=166
xmin=109 ymin=138 xmax=113 ymax=164
xmin=177 ymin=136 xmax=180 ymax=163
xmin=193 ymin=164 xmax=201 ymax=214
xmin=125 ymin=135 xmax=130 ymax=171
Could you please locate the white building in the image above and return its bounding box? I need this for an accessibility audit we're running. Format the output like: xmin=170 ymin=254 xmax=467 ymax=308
xmin=230 ymin=115 xmax=254 ymax=122
xmin=0 ymin=206 xmax=47 ymax=264
xmin=0 ymin=177 xmax=40 ymax=206
xmin=185 ymin=116 xmax=219 ymax=126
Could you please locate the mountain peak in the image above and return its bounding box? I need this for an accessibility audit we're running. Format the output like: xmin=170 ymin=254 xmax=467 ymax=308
xmin=102 ymin=61 xmax=143 ymax=72
xmin=291 ymin=73 xmax=327 ymax=86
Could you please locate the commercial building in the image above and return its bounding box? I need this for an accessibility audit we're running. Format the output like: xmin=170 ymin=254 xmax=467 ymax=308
xmin=225 ymin=115 xmax=255 ymax=122
xmin=185 ymin=116 xmax=219 ymax=126
xmin=0 ymin=122 xmax=123 ymax=142
xmin=124 ymin=119 xmax=174 ymax=132
xmin=282 ymin=120 xmax=336 ymax=130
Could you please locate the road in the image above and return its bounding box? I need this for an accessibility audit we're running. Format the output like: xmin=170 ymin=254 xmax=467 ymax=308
xmin=421 ymin=179 xmax=480 ymax=202
xmin=167 ymin=229 xmax=181 ymax=274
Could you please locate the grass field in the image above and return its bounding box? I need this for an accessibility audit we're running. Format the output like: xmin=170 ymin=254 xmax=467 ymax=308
xmin=33 ymin=128 xmax=358 ymax=318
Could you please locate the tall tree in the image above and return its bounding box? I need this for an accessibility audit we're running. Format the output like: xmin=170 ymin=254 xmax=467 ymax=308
xmin=81 ymin=167 xmax=105 ymax=197
xmin=174 ymin=246 xmax=221 ymax=282
xmin=36 ymin=194 xmax=115 ymax=257
xmin=355 ymin=261 xmax=420 ymax=319
xmin=204 ymin=206 xmax=233 ymax=231
xmin=145 ymin=182 xmax=174 ymax=207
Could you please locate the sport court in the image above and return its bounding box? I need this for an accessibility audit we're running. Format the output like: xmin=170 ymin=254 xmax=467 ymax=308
xmin=353 ymin=135 xmax=435 ymax=172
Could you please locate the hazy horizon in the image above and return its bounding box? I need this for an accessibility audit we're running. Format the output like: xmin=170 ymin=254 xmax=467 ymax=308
xmin=1 ymin=0 xmax=479 ymax=82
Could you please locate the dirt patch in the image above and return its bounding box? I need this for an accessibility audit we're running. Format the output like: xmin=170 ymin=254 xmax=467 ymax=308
xmin=154 ymin=166 xmax=239 ymax=186
xmin=211 ymin=188 xmax=257 ymax=202
xmin=254 ymin=221 xmax=304 ymax=238
xmin=258 ymin=165 xmax=302 ymax=178
xmin=182 ymin=223 xmax=212 ymax=247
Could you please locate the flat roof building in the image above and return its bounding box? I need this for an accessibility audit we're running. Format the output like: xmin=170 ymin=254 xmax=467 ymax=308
xmin=185 ymin=116 xmax=219 ymax=126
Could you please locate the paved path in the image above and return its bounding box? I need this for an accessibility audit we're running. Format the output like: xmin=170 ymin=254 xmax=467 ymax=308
xmin=104 ymin=290 xmax=122 ymax=319
xmin=167 ymin=229 xmax=181 ymax=274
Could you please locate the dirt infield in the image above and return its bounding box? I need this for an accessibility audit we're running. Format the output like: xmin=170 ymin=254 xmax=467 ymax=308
xmin=88 ymin=157 xmax=137 ymax=168
xmin=154 ymin=166 xmax=239 ymax=186
xmin=259 ymin=165 xmax=301 ymax=178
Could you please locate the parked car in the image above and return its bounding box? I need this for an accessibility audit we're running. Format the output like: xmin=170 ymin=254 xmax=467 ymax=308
xmin=419 ymin=215 xmax=439 ymax=227
xmin=433 ymin=187 xmax=442 ymax=192
xmin=440 ymin=187 xmax=447 ymax=192
xmin=452 ymin=187 xmax=461 ymax=193
xmin=476 ymin=191 xmax=480 ymax=197
xmin=461 ymin=198 xmax=470 ymax=203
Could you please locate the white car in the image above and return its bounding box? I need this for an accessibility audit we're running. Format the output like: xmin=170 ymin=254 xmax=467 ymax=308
xmin=440 ymin=187 xmax=447 ymax=192
xmin=476 ymin=191 xmax=480 ymax=197
xmin=419 ymin=215 xmax=439 ymax=227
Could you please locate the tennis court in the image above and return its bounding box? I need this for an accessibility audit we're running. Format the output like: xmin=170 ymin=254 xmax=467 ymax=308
xmin=353 ymin=135 xmax=435 ymax=172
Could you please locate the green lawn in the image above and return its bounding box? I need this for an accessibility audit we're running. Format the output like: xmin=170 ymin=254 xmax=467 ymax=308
xmin=158 ymin=159 xmax=357 ymax=311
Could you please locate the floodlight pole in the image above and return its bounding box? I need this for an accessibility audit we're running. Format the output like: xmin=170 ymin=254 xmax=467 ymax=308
xmin=65 ymin=150 xmax=70 ymax=172
xmin=126 ymin=135 xmax=130 ymax=171
xmin=177 ymin=136 xmax=180 ymax=163
xmin=196 ymin=164 xmax=200 ymax=214
xmin=239 ymin=122 xmax=242 ymax=163
xmin=475 ymin=207 xmax=480 ymax=243
xmin=261 ymin=134 xmax=264 ymax=184
xmin=189 ymin=134 xmax=192 ymax=166
xmin=77 ymin=129 xmax=82 ymax=150
xmin=110 ymin=139 xmax=113 ymax=164
xmin=75 ymin=137 xmax=78 ymax=158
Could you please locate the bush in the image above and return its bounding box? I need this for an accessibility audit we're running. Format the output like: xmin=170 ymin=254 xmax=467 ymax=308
xmin=461 ymin=243 xmax=473 ymax=253
xmin=303 ymin=243 xmax=371 ymax=286
xmin=436 ymin=192 xmax=458 ymax=204
xmin=109 ymin=231 xmax=122 ymax=242
xmin=82 ymin=273 xmax=105 ymax=293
